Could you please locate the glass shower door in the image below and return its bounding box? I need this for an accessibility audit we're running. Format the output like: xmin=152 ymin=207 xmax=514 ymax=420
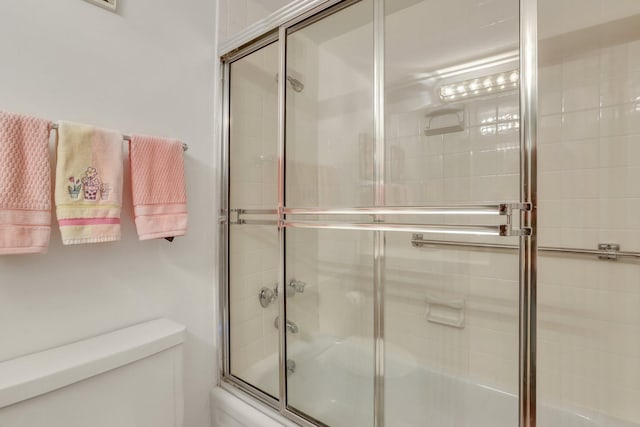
xmin=383 ymin=1 xmax=522 ymax=426
xmin=222 ymin=0 xmax=535 ymax=425
xmin=227 ymin=41 xmax=280 ymax=399
xmin=284 ymin=1 xmax=375 ymax=425
xmin=282 ymin=0 xmax=526 ymax=426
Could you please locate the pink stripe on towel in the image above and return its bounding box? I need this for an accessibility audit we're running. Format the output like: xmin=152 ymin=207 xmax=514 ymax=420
xmin=130 ymin=135 xmax=187 ymax=241
xmin=58 ymin=217 xmax=121 ymax=226
xmin=0 ymin=111 xmax=52 ymax=255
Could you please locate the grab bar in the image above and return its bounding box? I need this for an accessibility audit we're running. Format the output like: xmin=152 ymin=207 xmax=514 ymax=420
xmin=411 ymin=235 xmax=640 ymax=261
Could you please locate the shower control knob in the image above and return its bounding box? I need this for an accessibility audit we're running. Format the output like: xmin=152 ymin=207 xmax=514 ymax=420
xmin=258 ymin=286 xmax=278 ymax=308
xmin=287 ymin=279 xmax=306 ymax=297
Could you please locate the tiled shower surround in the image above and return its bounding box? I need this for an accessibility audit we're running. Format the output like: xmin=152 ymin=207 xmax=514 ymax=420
xmin=537 ymin=25 xmax=640 ymax=422
xmin=224 ymin=0 xmax=640 ymax=424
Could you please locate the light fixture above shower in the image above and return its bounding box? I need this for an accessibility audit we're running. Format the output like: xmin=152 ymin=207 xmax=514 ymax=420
xmin=439 ymin=69 xmax=519 ymax=102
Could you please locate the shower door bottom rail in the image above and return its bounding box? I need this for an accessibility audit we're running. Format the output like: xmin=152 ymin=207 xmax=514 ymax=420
xmin=411 ymin=234 xmax=640 ymax=260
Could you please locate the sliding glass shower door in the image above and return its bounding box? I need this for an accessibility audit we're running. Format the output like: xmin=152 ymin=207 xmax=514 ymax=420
xmin=383 ymin=1 xmax=522 ymax=426
xmin=222 ymin=0 xmax=535 ymax=426
xmin=227 ymin=41 xmax=280 ymax=399
xmin=284 ymin=2 xmax=375 ymax=424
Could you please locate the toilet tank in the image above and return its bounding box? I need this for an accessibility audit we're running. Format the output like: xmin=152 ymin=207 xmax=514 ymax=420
xmin=0 ymin=318 xmax=185 ymax=427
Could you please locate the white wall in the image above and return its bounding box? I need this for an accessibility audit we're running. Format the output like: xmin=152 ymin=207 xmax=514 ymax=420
xmin=0 ymin=2 xmax=217 ymax=427
xmin=218 ymin=0 xmax=293 ymax=44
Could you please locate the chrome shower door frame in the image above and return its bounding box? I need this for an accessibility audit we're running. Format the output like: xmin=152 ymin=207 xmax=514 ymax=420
xmin=519 ymin=0 xmax=538 ymax=425
xmin=217 ymin=0 xmax=538 ymax=426
xmin=217 ymin=31 xmax=287 ymax=416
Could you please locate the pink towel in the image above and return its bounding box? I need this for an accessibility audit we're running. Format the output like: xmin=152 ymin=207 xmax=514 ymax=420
xmin=129 ymin=135 xmax=187 ymax=240
xmin=0 ymin=111 xmax=52 ymax=255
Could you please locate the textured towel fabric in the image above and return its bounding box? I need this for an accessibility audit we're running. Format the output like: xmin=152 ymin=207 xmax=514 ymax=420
xmin=130 ymin=135 xmax=187 ymax=240
xmin=0 ymin=111 xmax=52 ymax=255
xmin=55 ymin=122 xmax=123 ymax=245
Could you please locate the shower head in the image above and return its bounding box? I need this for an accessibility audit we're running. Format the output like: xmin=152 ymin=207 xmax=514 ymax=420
xmin=276 ymin=73 xmax=305 ymax=93
xmin=286 ymin=76 xmax=305 ymax=93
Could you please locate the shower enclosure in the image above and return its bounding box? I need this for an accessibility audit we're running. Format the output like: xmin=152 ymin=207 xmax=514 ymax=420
xmin=218 ymin=1 xmax=640 ymax=426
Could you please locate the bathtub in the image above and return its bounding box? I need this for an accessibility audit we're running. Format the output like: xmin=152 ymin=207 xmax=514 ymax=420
xmin=213 ymin=335 xmax=636 ymax=427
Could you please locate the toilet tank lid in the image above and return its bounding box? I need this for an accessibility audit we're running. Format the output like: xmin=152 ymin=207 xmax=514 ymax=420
xmin=0 ymin=318 xmax=186 ymax=409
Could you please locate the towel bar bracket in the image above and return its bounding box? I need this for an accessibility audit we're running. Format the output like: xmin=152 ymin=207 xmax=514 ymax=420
xmin=503 ymin=226 xmax=531 ymax=237
xmin=598 ymin=243 xmax=620 ymax=260
xmin=509 ymin=202 xmax=532 ymax=212
xmin=229 ymin=209 xmax=243 ymax=225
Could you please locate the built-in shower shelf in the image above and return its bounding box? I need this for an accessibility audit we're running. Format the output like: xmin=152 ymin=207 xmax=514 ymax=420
xmin=425 ymin=293 xmax=465 ymax=328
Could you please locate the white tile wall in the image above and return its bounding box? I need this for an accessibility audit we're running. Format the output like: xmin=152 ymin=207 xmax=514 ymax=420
xmin=379 ymin=34 xmax=640 ymax=426
xmin=537 ymin=12 xmax=640 ymax=423
xmin=382 ymin=5 xmax=640 ymax=424
xmin=383 ymin=88 xmax=522 ymax=401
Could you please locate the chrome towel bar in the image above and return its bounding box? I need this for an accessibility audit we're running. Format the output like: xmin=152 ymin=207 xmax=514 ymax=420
xmin=282 ymin=203 xmax=520 ymax=216
xmin=231 ymin=203 xmax=530 ymax=217
xmin=283 ymin=220 xmax=511 ymax=236
xmin=227 ymin=203 xmax=532 ymax=237
xmin=49 ymin=123 xmax=188 ymax=151
xmin=230 ymin=220 xmax=528 ymax=237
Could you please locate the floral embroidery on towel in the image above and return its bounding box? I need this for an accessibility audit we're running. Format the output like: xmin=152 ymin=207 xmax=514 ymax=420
xmin=81 ymin=167 xmax=101 ymax=200
xmin=67 ymin=176 xmax=82 ymax=199
xmin=100 ymin=183 xmax=111 ymax=200
xmin=68 ymin=167 xmax=111 ymax=201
